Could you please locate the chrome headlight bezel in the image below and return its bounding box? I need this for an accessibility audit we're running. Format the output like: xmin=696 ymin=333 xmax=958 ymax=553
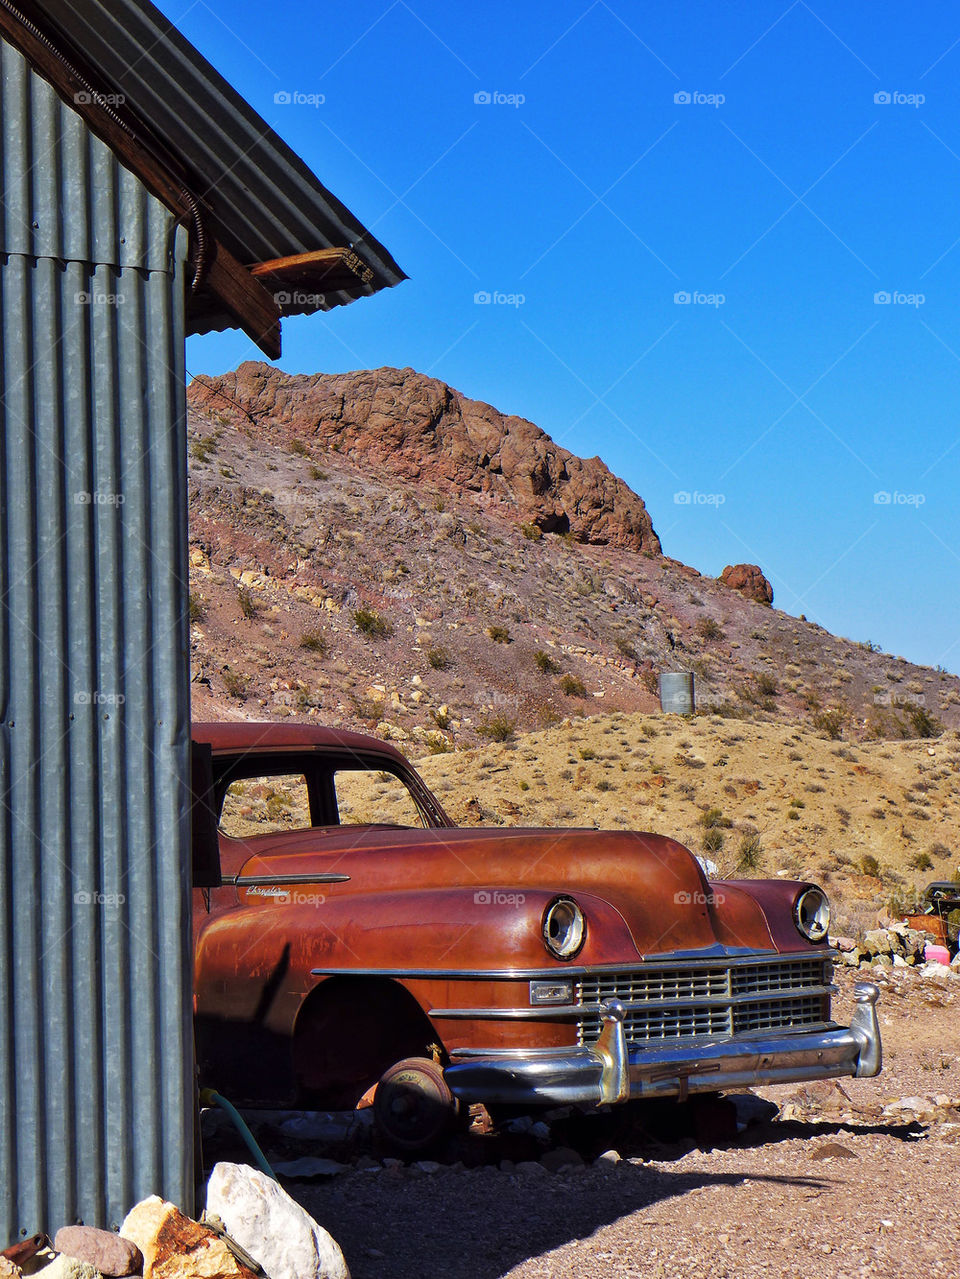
xmin=794 ymin=886 xmax=831 ymax=942
xmin=542 ymin=896 xmax=586 ymax=960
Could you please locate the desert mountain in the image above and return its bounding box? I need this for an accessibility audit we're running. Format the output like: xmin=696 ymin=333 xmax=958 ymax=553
xmin=187 ymin=363 xmax=959 ymax=747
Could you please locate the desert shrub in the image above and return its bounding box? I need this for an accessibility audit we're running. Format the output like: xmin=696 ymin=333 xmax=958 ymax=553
xmin=432 ymin=708 xmax=450 ymax=729
xmin=696 ymin=617 xmax=724 ymax=642
xmin=860 ymin=854 xmax=880 ymax=877
xmin=903 ymin=703 xmax=943 ymax=740
xmin=288 ymin=439 xmax=310 ymax=457
xmin=188 ymin=593 xmax=205 ymax=624
xmin=737 ymin=832 xmax=763 ymax=871
xmin=910 ymin=850 xmax=934 ymax=872
xmin=521 ymin=523 xmax=543 ymax=541
xmin=190 ymin=436 xmax=216 ymax=463
xmin=300 ymin=630 xmax=329 ymax=656
xmin=930 ymin=842 xmax=952 ymax=860
xmin=427 ymin=738 xmax=451 ymax=755
xmin=812 ymin=708 xmax=846 ymax=739
xmin=578 ymin=747 xmax=597 ymax=760
xmin=559 ymin=674 xmax=586 ymax=697
xmin=755 ymin=672 xmax=777 ymax=696
xmin=353 ymin=607 xmax=393 ymax=639
xmin=735 ymin=676 xmax=776 ymax=711
xmin=309 ymin=465 xmax=328 ymax=481
xmin=699 ymin=806 xmax=732 ymax=830
xmin=222 ymin=667 xmax=247 ymax=699
xmin=702 ymin=827 xmax=725 ymax=854
xmin=477 ymin=713 xmax=516 ymax=742
xmin=534 ymin=650 xmax=559 ymax=674
xmin=426 ymin=645 xmax=453 ymax=670
xmin=615 ymin=636 xmax=638 ymax=660
xmin=487 ymin=625 xmax=511 ymax=644
xmin=595 ymin=778 xmax=615 ymax=792
xmin=237 ymin=587 xmax=258 ymax=619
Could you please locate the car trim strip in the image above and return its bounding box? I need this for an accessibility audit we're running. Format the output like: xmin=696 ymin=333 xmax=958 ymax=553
xmin=309 ymin=950 xmax=835 ymax=982
xmin=234 ymin=873 xmax=351 ymax=886
xmin=428 ymin=983 xmax=835 ymax=1020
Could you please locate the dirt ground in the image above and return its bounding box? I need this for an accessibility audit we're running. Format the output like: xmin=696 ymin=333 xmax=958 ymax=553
xmin=285 ymin=967 xmax=960 ymax=1279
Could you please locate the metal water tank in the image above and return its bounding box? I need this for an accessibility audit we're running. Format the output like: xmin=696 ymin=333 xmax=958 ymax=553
xmin=659 ymin=671 xmax=695 ymax=714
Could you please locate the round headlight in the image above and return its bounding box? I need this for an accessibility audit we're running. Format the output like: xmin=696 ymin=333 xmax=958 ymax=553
xmin=794 ymin=887 xmax=830 ymax=942
xmin=542 ymin=897 xmax=585 ymax=960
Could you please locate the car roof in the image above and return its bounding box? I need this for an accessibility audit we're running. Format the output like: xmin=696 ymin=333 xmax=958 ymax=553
xmin=192 ymin=721 xmax=411 ymax=766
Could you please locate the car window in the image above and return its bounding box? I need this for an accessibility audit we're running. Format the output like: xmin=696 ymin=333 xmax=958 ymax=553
xmin=333 ymin=768 xmax=427 ymax=828
xmin=220 ymin=773 xmax=312 ymax=838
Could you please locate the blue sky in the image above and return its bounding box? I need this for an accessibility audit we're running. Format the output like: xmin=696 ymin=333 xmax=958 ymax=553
xmin=164 ymin=0 xmax=960 ymax=673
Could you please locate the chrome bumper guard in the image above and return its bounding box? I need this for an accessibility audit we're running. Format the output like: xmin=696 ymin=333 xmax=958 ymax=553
xmin=444 ymin=981 xmax=882 ymax=1107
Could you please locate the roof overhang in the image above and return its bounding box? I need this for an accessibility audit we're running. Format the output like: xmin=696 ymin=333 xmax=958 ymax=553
xmin=1 ymin=0 xmax=406 ymax=358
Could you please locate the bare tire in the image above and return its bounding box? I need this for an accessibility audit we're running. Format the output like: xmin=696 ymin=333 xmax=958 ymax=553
xmin=373 ymin=1056 xmax=458 ymax=1151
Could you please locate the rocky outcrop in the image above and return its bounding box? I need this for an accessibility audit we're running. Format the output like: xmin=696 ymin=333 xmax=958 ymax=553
xmin=188 ymin=364 xmax=661 ymax=554
xmin=720 ymin=563 xmax=773 ymax=605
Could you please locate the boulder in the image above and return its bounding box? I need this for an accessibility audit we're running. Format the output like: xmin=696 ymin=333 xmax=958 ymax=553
xmin=120 ymin=1196 xmax=259 ymax=1279
xmin=719 ymin=563 xmax=773 ymax=605
xmin=206 ymin=1162 xmax=349 ymax=1279
xmin=53 ymin=1229 xmax=141 ymax=1278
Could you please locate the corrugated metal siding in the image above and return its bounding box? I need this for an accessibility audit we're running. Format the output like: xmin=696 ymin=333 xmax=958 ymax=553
xmin=0 ymin=41 xmax=194 ymax=1238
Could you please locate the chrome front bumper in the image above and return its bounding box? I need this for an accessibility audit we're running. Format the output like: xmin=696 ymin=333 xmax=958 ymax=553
xmin=444 ymin=981 xmax=882 ymax=1107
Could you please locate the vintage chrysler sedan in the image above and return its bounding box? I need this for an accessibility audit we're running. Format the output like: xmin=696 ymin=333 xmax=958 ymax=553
xmin=192 ymin=722 xmax=881 ymax=1148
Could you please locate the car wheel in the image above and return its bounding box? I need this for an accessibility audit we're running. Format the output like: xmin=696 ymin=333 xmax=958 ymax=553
xmin=373 ymin=1056 xmax=459 ymax=1151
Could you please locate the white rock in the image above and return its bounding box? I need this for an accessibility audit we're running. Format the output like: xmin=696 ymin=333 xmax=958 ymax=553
xmin=206 ymin=1162 xmax=349 ymax=1279
xmin=31 ymin=1259 xmax=100 ymax=1279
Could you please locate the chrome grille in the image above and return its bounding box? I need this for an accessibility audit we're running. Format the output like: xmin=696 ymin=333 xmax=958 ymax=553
xmin=577 ymin=957 xmax=831 ymax=1046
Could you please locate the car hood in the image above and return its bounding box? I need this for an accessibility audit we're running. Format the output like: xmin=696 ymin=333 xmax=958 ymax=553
xmin=228 ymin=825 xmax=785 ymax=956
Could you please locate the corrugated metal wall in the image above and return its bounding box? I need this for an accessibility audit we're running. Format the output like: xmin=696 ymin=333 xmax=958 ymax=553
xmin=0 ymin=39 xmax=194 ymax=1236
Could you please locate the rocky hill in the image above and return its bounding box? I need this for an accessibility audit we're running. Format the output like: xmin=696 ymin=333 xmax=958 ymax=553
xmin=186 ymin=363 xmax=960 ymax=748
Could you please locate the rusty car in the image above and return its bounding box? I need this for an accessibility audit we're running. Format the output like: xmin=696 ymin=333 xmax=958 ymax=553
xmin=191 ymin=722 xmax=881 ymax=1148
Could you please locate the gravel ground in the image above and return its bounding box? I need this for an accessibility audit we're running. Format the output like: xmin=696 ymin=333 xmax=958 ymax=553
xmin=280 ymin=969 xmax=960 ymax=1279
